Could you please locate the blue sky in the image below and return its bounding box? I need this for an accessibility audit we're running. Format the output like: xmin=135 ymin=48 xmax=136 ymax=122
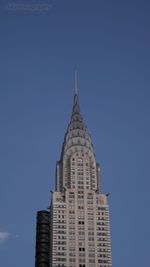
xmin=0 ymin=0 xmax=150 ymax=266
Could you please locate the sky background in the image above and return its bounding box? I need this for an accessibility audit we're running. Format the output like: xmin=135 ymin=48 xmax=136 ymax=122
xmin=0 ymin=0 xmax=150 ymax=266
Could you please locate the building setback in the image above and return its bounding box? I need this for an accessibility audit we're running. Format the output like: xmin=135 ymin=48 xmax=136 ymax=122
xmin=35 ymin=82 xmax=112 ymax=267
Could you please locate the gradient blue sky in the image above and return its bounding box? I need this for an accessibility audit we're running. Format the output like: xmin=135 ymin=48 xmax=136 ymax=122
xmin=0 ymin=0 xmax=150 ymax=266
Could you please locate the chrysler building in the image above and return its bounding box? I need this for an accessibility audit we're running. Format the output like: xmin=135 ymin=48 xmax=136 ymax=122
xmin=35 ymin=78 xmax=112 ymax=267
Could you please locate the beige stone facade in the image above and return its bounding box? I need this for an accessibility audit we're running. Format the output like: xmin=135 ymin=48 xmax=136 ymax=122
xmin=49 ymin=93 xmax=112 ymax=267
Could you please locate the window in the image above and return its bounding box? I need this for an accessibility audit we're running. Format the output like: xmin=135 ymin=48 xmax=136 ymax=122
xmin=70 ymin=258 xmax=76 ymax=262
xmin=79 ymin=247 xmax=85 ymax=251
xmin=78 ymin=221 xmax=84 ymax=225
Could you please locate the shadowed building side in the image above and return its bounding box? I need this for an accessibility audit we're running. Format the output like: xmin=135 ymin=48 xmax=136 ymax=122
xmin=35 ymin=211 xmax=50 ymax=267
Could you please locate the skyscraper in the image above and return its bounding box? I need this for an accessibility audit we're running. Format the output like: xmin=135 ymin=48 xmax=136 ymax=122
xmin=35 ymin=80 xmax=112 ymax=267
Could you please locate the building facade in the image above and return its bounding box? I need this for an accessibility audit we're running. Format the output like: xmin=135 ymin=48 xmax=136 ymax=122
xmin=35 ymin=86 xmax=112 ymax=267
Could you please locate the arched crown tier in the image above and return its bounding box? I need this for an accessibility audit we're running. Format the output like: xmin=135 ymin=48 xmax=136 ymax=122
xmin=55 ymin=92 xmax=100 ymax=193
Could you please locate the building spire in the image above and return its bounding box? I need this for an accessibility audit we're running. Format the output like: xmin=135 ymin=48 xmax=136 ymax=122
xmin=60 ymin=74 xmax=95 ymax=171
xmin=74 ymin=70 xmax=78 ymax=95
xmin=73 ymin=70 xmax=79 ymax=108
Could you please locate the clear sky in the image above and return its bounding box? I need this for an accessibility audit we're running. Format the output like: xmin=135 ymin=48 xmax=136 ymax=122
xmin=0 ymin=0 xmax=150 ymax=266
